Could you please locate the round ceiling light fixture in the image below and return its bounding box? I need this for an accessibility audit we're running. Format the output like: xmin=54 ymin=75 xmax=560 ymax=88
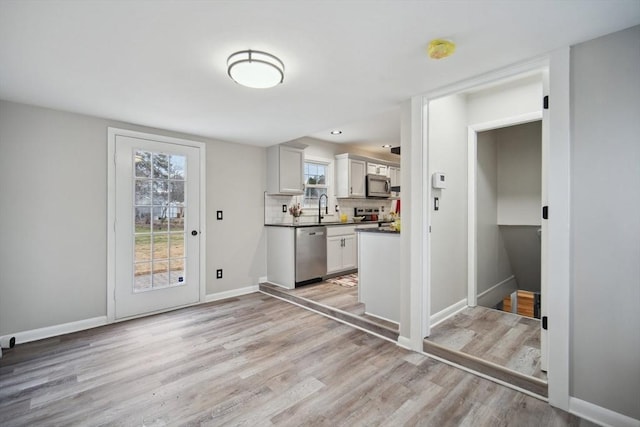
xmin=330 ymin=130 xmax=342 ymax=135
xmin=382 ymin=144 xmax=392 ymax=148
xmin=227 ymin=49 xmax=285 ymax=89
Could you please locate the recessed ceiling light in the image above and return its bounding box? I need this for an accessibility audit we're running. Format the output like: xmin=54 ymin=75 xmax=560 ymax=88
xmin=382 ymin=144 xmax=392 ymax=148
xmin=330 ymin=130 xmax=342 ymax=135
xmin=227 ymin=49 xmax=284 ymax=89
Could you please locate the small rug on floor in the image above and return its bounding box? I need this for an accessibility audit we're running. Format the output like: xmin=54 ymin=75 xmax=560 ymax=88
xmin=326 ymin=273 xmax=358 ymax=288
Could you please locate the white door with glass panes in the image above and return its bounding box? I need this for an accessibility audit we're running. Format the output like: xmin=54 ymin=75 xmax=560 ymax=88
xmin=113 ymin=134 xmax=202 ymax=319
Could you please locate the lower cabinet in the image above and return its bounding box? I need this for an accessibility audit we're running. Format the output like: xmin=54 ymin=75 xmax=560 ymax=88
xmin=326 ymin=227 xmax=357 ymax=274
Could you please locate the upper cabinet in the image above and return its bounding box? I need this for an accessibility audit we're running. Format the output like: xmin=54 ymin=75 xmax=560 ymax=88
xmin=267 ymin=143 xmax=306 ymax=195
xmin=388 ymin=166 xmax=400 ymax=196
xmin=335 ymin=154 xmax=366 ymax=198
xmin=367 ymin=162 xmax=388 ymax=176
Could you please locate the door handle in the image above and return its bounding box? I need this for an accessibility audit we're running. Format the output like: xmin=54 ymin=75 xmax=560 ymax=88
xmin=191 ymin=230 xmax=198 ymax=236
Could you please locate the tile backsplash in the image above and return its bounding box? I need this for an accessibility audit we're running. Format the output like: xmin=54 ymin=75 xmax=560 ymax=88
xmin=264 ymin=193 xmax=396 ymax=224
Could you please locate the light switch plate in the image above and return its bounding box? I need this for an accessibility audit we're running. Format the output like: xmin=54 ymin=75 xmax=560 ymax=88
xmin=216 ymin=210 xmax=223 ymax=220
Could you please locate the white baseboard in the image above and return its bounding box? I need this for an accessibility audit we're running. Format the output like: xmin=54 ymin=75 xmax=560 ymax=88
xmin=204 ymin=285 xmax=259 ymax=303
xmin=2 ymin=316 xmax=108 ymax=345
xmin=570 ymin=397 xmax=640 ymax=427
xmin=430 ymin=299 xmax=467 ymax=327
xmin=3 ymin=286 xmax=259 ymax=346
xmin=363 ymin=311 xmax=399 ymax=326
xmin=476 ymin=275 xmax=517 ymax=308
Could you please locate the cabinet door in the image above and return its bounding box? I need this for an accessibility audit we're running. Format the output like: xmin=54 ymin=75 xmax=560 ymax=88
xmin=389 ymin=166 xmax=400 ymax=196
xmin=350 ymin=159 xmax=366 ymax=197
xmin=367 ymin=163 xmax=378 ymax=175
xmin=279 ymin=145 xmax=304 ymax=194
xmin=341 ymin=234 xmax=357 ymax=270
xmin=326 ymin=236 xmax=344 ymax=274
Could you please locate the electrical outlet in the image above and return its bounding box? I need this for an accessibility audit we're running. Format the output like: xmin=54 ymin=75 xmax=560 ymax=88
xmin=335 ymin=204 xmax=339 ymax=212
xmin=216 ymin=269 xmax=223 ymax=279
xmin=282 ymin=204 xmax=287 ymax=213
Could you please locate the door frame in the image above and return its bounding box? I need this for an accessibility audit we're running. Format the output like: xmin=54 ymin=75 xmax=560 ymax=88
xmin=466 ymin=111 xmax=543 ymax=306
xmin=409 ymin=49 xmax=570 ymax=410
xmin=107 ymin=127 xmax=207 ymax=322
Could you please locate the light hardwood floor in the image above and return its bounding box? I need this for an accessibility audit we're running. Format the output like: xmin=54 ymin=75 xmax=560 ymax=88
xmin=0 ymin=293 xmax=578 ymax=426
xmin=426 ymin=306 xmax=546 ymax=382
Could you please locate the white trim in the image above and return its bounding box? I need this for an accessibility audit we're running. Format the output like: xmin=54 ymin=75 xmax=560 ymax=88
xmin=467 ymin=126 xmax=477 ymax=306
xmin=467 ymin=112 xmax=543 ymax=308
xmin=546 ymin=47 xmax=571 ymax=411
xmin=363 ymin=312 xmax=400 ymax=327
xmin=477 ymin=275 xmax=516 ymax=299
xmin=259 ymin=276 xmax=268 ymax=283
xmin=402 ymin=96 xmax=428 ymax=351
xmin=2 ymin=316 xmax=108 ymax=345
xmin=470 ymin=112 xmax=542 ymax=133
xmin=107 ymin=127 xmax=207 ymax=323
xmin=429 ymin=299 xmax=467 ymax=328
xmin=204 ymin=285 xmax=259 ymax=303
xmin=570 ymin=397 xmax=640 ymax=427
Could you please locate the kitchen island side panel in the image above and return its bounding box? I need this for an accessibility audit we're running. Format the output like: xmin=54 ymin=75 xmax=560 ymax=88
xmin=266 ymin=227 xmax=296 ymax=289
xmin=358 ymin=231 xmax=401 ymax=323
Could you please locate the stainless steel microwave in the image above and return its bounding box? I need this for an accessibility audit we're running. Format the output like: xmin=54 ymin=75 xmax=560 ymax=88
xmin=366 ymin=174 xmax=391 ymax=198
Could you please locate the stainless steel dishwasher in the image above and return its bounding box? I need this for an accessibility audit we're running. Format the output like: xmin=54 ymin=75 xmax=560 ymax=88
xmin=295 ymin=226 xmax=327 ymax=286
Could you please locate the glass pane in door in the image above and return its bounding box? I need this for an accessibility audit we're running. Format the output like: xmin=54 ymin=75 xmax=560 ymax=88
xmin=133 ymin=150 xmax=187 ymax=293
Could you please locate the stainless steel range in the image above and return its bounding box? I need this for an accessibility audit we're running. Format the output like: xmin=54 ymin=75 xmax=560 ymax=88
xmin=354 ymin=207 xmax=381 ymax=222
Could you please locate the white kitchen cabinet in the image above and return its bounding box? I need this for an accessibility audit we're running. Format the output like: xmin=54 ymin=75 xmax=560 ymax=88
xmin=388 ymin=166 xmax=400 ymax=196
xmin=267 ymin=143 xmax=305 ymax=195
xmin=326 ymin=226 xmax=357 ymax=274
xmin=367 ymin=162 xmax=387 ymax=176
xmin=266 ymin=226 xmax=296 ymax=289
xmin=358 ymin=230 xmax=400 ymax=323
xmin=335 ymin=154 xmax=366 ymax=198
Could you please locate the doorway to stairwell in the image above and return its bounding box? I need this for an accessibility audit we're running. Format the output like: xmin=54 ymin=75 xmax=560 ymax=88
xmin=473 ymin=120 xmax=542 ymax=321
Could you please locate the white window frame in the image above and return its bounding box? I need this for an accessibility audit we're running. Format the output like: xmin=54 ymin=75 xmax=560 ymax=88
xmin=301 ymin=156 xmax=334 ymax=217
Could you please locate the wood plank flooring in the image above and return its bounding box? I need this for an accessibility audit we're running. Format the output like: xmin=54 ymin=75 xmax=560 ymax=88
xmin=259 ymin=283 xmax=399 ymax=341
xmin=262 ymin=280 xmax=399 ymax=331
xmin=426 ymin=306 xmax=547 ymax=382
xmin=0 ymin=293 xmax=579 ymax=426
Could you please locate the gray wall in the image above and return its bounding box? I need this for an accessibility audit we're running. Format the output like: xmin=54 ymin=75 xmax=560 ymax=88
xmin=428 ymin=94 xmax=469 ymax=314
xmin=476 ymin=131 xmax=514 ymax=301
xmin=496 ymin=121 xmax=542 ymax=226
xmin=0 ymin=100 xmax=267 ymax=335
xmin=570 ymin=25 xmax=640 ymax=419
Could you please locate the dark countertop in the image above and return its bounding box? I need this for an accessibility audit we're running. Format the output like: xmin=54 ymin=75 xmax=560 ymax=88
xmin=265 ymin=220 xmax=391 ymax=228
xmin=357 ymin=227 xmax=400 ymax=234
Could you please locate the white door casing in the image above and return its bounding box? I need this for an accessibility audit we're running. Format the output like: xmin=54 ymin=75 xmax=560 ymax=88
xmin=107 ymin=128 xmax=206 ymax=321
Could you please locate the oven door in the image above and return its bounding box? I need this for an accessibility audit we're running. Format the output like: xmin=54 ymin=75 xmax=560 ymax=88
xmin=366 ymin=174 xmax=391 ymax=198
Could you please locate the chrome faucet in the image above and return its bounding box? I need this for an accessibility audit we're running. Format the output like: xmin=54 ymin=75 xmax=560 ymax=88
xmin=318 ymin=193 xmax=328 ymax=223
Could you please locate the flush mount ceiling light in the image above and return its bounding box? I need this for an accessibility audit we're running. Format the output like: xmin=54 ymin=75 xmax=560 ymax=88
xmin=227 ymin=49 xmax=284 ymax=89
xmin=427 ymin=39 xmax=456 ymax=59
xmin=382 ymin=144 xmax=392 ymax=148
xmin=330 ymin=130 xmax=342 ymax=135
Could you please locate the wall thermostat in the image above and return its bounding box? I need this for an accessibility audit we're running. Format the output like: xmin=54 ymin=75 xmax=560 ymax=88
xmin=432 ymin=172 xmax=446 ymax=189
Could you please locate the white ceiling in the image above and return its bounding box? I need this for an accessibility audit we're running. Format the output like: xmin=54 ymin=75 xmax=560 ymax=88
xmin=1 ymin=1 xmax=638 ymax=148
